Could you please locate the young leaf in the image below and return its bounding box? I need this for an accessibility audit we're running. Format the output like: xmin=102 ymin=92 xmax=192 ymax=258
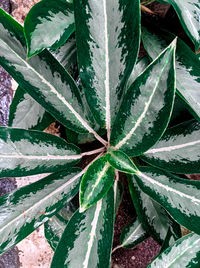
xmin=128 ymin=176 xmax=181 ymax=245
xmin=0 ymin=127 xmax=81 ymax=177
xmin=149 ymin=233 xmax=200 ymax=267
xmin=142 ymin=120 xmax=200 ymax=174
xmin=0 ymin=168 xmax=82 ymax=254
xmin=24 ymin=0 xmax=75 ymax=57
xmin=80 ymin=156 xmax=115 ymax=212
xmin=120 ymin=218 xmax=148 ymax=249
xmin=74 ymin=0 xmax=140 ymax=131
xmin=51 ymin=188 xmax=115 ymax=268
xmin=0 ymin=8 xmax=105 ymax=142
xmin=110 ymin=40 xmax=176 ymax=156
xmin=9 ymin=86 xmax=54 ymax=130
xmin=106 ymin=149 xmax=138 ymax=174
xmin=142 ymin=27 xmax=200 ymax=121
xmin=135 ymin=166 xmax=200 ymax=235
xmin=158 ymin=0 xmax=200 ymax=50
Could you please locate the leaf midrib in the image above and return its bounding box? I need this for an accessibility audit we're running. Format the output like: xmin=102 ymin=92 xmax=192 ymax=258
xmin=0 ymin=154 xmax=81 ymax=160
xmin=0 ymin=38 xmax=103 ymax=141
xmin=0 ymin=170 xmax=83 ymax=235
xmin=162 ymin=236 xmax=200 ymax=268
xmin=83 ymin=200 xmax=102 ymax=268
xmin=138 ymin=171 xmax=200 ymax=206
xmin=115 ymin=48 xmax=172 ymax=149
xmin=147 ymin=139 xmax=200 ymax=154
xmin=103 ymin=0 xmax=111 ymax=142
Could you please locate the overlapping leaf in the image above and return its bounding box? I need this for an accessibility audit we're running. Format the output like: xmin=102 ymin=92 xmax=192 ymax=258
xmin=74 ymin=0 xmax=140 ymax=133
xmin=0 ymin=127 xmax=81 ymax=177
xmin=0 ymin=168 xmax=82 ymax=254
xmin=44 ymin=204 xmax=76 ymax=251
xmin=110 ymin=40 xmax=176 ymax=156
xmin=51 ymin=188 xmax=114 ymax=268
xmin=149 ymin=233 xmax=200 ymax=267
xmin=0 ymin=8 xmax=105 ymax=142
xmin=44 ymin=214 xmax=67 ymax=251
xmin=135 ymin=166 xmax=200 ymax=235
xmin=9 ymin=36 xmax=77 ymax=131
xmin=120 ymin=218 xmax=148 ymax=249
xmin=158 ymin=0 xmax=200 ymax=50
xmin=50 ymin=35 xmax=77 ymax=72
xmin=142 ymin=120 xmax=200 ymax=174
xmin=24 ymin=0 xmax=75 ymax=57
xmin=142 ymin=27 xmax=200 ymax=121
xmin=125 ymin=56 xmax=149 ymax=90
xmin=128 ymin=176 xmax=181 ymax=245
xmin=9 ymin=86 xmax=54 ymax=130
xmin=80 ymin=156 xmax=115 ymax=211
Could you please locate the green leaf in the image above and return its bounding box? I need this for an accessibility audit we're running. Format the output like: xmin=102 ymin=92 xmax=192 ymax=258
xmin=44 ymin=203 xmax=76 ymax=251
xmin=0 ymin=168 xmax=82 ymax=254
xmin=106 ymin=149 xmax=138 ymax=174
xmin=0 ymin=8 xmax=103 ymax=139
xmin=158 ymin=0 xmax=200 ymax=50
xmin=9 ymin=35 xmax=78 ymax=131
xmin=51 ymin=188 xmax=115 ymax=268
xmin=9 ymin=35 xmax=78 ymax=132
xmin=148 ymin=233 xmax=200 ymax=267
xmin=135 ymin=166 xmax=200 ymax=235
xmin=120 ymin=218 xmax=148 ymax=248
xmin=142 ymin=27 xmax=200 ymax=121
xmin=142 ymin=120 xmax=200 ymax=174
xmin=80 ymin=156 xmax=115 ymax=212
xmin=50 ymin=35 xmax=77 ymax=72
xmin=170 ymin=95 xmax=192 ymax=126
xmin=126 ymin=56 xmax=149 ymax=90
xmin=74 ymin=0 xmax=140 ymax=130
xmin=128 ymin=176 xmax=181 ymax=245
xmin=44 ymin=215 xmax=67 ymax=251
xmin=160 ymin=221 xmax=182 ymax=252
xmin=113 ymin=179 xmax=123 ymax=214
xmin=9 ymin=86 xmax=54 ymax=130
xmin=0 ymin=127 xmax=81 ymax=177
xmin=110 ymin=40 xmax=176 ymax=156
xmin=24 ymin=0 xmax=75 ymax=57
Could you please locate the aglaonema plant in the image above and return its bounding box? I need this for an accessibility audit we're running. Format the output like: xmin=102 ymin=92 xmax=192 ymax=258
xmin=0 ymin=0 xmax=200 ymax=267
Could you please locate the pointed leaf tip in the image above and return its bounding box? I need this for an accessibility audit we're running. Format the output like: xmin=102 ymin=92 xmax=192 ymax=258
xmin=106 ymin=149 xmax=138 ymax=174
xmin=110 ymin=39 xmax=176 ymax=156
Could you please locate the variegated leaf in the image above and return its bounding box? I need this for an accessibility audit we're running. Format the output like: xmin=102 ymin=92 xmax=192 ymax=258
xmin=51 ymin=188 xmax=114 ymax=268
xmin=74 ymin=0 xmax=140 ymax=138
xmin=0 ymin=8 xmax=106 ymax=145
xmin=110 ymin=40 xmax=176 ymax=156
xmin=0 ymin=127 xmax=81 ymax=177
xmin=80 ymin=156 xmax=115 ymax=211
xmin=0 ymin=168 xmax=82 ymax=253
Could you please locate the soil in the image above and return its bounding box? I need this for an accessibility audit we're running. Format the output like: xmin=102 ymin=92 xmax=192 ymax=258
xmin=112 ymin=175 xmax=161 ymax=268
